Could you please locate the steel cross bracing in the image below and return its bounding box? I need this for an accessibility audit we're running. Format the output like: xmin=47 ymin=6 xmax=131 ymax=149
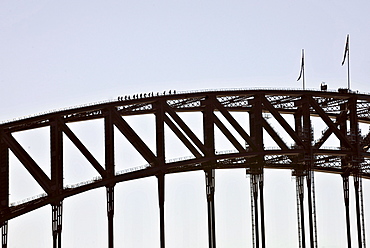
xmin=0 ymin=89 xmax=370 ymax=247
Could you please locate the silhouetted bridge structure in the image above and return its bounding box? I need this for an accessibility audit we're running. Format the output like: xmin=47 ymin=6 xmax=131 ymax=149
xmin=1 ymin=88 xmax=369 ymax=248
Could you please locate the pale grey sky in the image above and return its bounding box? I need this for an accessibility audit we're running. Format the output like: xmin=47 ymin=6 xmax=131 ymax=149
xmin=1 ymin=1 xmax=370 ymax=247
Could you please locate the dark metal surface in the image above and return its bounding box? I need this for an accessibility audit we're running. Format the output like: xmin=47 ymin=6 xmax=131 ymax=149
xmin=1 ymin=89 xmax=370 ymax=247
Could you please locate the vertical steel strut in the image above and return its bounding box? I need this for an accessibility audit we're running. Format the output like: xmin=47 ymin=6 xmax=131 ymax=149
xmin=359 ymin=177 xmax=366 ymax=248
xmin=339 ymin=100 xmax=351 ymax=248
xmin=1 ymin=222 xmax=7 ymax=248
xmin=0 ymin=133 xmax=9 ymax=248
xmin=342 ymin=174 xmax=352 ymax=248
xmin=259 ymin=173 xmax=265 ymax=248
xmin=248 ymin=93 xmax=265 ymax=248
xmin=155 ymin=100 xmax=166 ymax=248
xmin=354 ymin=176 xmax=362 ymax=248
xmin=250 ymin=177 xmax=256 ymax=248
xmin=202 ymin=96 xmax=216 ymax=248
xmin=50 ymin=119 xmax=63 ymax=248
xmin=310 ymin=171 xmax=318 ymax=248
xmin=302 ymin=95 xmax=317 ymax=248
xmin=296 ymin=175 xmax=306 ymax=248
xmin=349 ymin=95 xmax=366 ymax=248
xmin=105 ymin=109 xmax=115 ymax=248
xmin=306 ymin=170 xmax=315 ymax=248
xmin=294 ymin=101 xmax=307 ymax=248
xmin=205 ymin=169 xmax=216 ymax=248
xmin=52 ymin=202 xmax=63 ymax=248
xmin=354 ymin=174 xmax=366 ymax=248
xmin=295 ymin=177 xmax=302 ymax=248
xmin=249 ymin=172 xmax=265 ymax=248
xmin=157 ymin=174 xmax=165 ymax=248
xmin=106 ymin=186 xmax=114 ymax=248
xmin=251 ymin=174 xmax=259 ymax=248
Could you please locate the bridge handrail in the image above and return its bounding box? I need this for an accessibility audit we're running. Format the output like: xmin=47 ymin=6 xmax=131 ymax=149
xmin=2 ymin=87 xmax=369 ymax=125
xmin=9 ymin=193 xmax=48 ymax=207
xmin=5 ymin=143 xmax=367 ymax=207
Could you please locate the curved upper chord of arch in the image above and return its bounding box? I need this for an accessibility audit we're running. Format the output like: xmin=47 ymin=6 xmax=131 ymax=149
xmin=0 ymin=88 xmax=369 ymax=248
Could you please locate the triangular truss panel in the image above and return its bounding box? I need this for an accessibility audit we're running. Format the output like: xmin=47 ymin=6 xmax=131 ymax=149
xmin=8 ymin=150 xmax=46 ymax=204
xmin=63 ymin=133 xmax=102 ymax=187
xmin=214 ymin=112 xmax=248 ymax=153
xmin=262 ymin=95 xmax=300 ymax=150
xmin=164 ymin=121 xmax=197 ymax=162
xmin=121 ymin=114 xmax=156 ymax=156
xmin=174 ymin=112 xmax=204 ymax=148
xmin=11 ymin=127 xmax=51 ymax=178
xmin=114 ymin=125 xmax=150 ymax=173
xmin=65 ymin=119 xmax=105 ymax=168
xmin=261 ymin=113 xmax=294 ymax=150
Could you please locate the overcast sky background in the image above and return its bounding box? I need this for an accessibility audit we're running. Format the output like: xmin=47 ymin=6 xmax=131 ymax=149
xmin=1 ymin=1 xmax=370 ymax=247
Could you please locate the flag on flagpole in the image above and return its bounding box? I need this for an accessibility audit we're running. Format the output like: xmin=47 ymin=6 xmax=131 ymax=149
xmin=342 ymin=34 xmax=349 ymax=66
xmin=341 ymin=34 xmax=350 ymax=89
xmin=297 ymin=49 xmax=304 ymax=81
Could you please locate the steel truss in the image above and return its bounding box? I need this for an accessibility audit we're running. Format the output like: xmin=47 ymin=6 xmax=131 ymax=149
xmin=0 ymin=89 xmax=370 ymax=247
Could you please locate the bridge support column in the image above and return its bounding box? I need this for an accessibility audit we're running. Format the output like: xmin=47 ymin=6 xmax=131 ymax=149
xmin=106 ymin=186 xmax=114 ymax=248
xmin=306 ymin=171 xmax=318 ymax=248
xmin=294 ymin=170 xmax=317 ymax=248
xmin=354 ymin=175 xmax=366 ymax=248
xmin=0 ymin=132 xmax=9 ymax=248
xmin=342 ymin=175 xmax=352 ymax=248
xmin=250 ymin=174 xmax=258 ymax=248
xmin=259 ymin=174 xmax=265 ymax=248
xmin=157 ymin=174 xmax=165 ymax=248
xmin=205 ymin=169 xmax=216 ymax=248
xmin=249 ymin=172 xmax=265 ymax=248
xmin=296 ymin=175 xmax=306 ymax=248
xmin=1 ymin=221 xmax=7 ymax=248
xmin=301 ymin=95 xmax=318 ymax=248
xmin=52 ymin=202 xmax=63 ymax=248
xmin=354 ymin=176 xmax=362 ymax=248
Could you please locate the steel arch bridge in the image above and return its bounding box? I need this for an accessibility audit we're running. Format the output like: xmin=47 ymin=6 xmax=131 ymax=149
xmin=0 ymin=88 xmax=369 ymax=248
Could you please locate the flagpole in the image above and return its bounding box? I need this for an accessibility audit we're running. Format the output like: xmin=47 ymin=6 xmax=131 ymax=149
xmin=347 ymin=35 xmax=350 ymax=89
xmin=302 ymin=49 xmax=305 ymax=90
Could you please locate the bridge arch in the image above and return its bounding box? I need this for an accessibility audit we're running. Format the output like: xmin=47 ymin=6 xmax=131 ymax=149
xmin=1 ymin=88 xmax=370 ymax=247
